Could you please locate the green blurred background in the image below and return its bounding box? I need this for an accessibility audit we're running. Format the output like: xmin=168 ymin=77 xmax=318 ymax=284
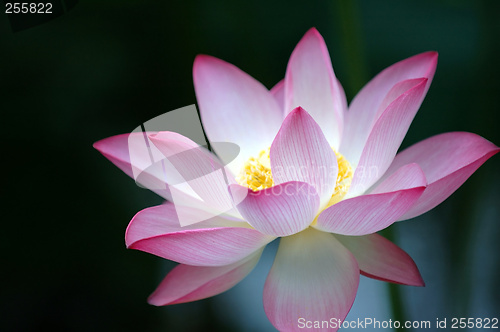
xmin=2 ymin=0 xmax=499 ymax=331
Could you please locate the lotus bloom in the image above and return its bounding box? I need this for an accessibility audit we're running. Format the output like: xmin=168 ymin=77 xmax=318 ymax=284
xmin=94 ymin=28 xmax=499 ymax=331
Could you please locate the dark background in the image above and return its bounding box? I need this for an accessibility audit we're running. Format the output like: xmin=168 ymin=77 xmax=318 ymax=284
xmin=2 ymin=0 xmax=499 ymax=331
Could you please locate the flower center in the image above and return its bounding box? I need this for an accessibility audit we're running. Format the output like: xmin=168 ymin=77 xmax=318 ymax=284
xmin=328 ymin=151 xmax=353 ymax=206
xmin=236 ymin=148 xmax=273 ymax=191
xmin=236 ymin=148 xmax=353 ymax=205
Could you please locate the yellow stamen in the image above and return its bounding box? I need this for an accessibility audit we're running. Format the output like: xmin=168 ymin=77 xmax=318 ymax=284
xmin=236 ymin=148 xmax=273 ymax=191
xmin=328 ymin=150 xmax=353 ymax=206
xmin=236 ymin=148 xmax=353 ymax=207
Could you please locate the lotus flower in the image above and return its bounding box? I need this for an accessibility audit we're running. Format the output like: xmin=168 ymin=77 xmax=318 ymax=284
xmin=94 ymin=28 xmax=499 ymax=331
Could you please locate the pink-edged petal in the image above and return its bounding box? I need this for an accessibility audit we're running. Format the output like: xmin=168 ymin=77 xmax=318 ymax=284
xmin=270 ymin=107 xmax=337 ymax=209
xmin=126 ymin=203 xmax=274 ymax=266
xmin=148 ymin=249 xmax=263 ymax=305
xmin=94 ymin=133 xmax=210 ymax=211
xmin=368 ymin=163 xmax=427 ymax=194
xmin=341 ymin=51 xmax=438 ymax=162
xmin=270 ymin=79 xmax=285 ymax=113
xmin=316 ymin=163 xmax=426 ymax=235
xmin=348 ymin=78 xmax=428 ymax=196
xmin=193 ymin=55 xmax=282 ymax=173
xmin=94 ymin=133 xmax=172 ymax=197
xmin=264 ymin=227 xmax=359 ymax=332
xmin=335 ymin=233 xmax=424 ymax=286
xmin=377 ymin=132 xmax=500 ymax=220
xmin=285 ymin=28 xmax=346 ymax=149
xmin=231 ymin=181 xmax=319 ymax=237
xmin=149 ymin=131 xmax=240 ymax=218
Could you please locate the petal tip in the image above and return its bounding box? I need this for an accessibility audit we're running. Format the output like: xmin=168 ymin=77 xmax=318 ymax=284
xmin=124 ymin=237 xmax=136 ymax=249
xmin=193 ymin=54 xmax=222 ymax=79
xmin=305 ymin=27 xmax=321 ymax=37
xmin=417 ymin=51 xmax=439 ymax=72
xmin=409 ymin=267 xmax=426 ymax=287
xmin=280 ymin=106 xmax=311 ymax=124
xmin=92 ymin=140 xmax=101 ymax=151
xmin=414 ymin=51 xmax=438 ymax=64
xmin=193 ymin=54 xmax=214 ymax=66
xmin=423 ymin=50 xmax=438 ymax=58
xmin=147 ymin=293 xmax=167 ymax=306
xmin=93 ymin=134 xmax=127 ymax=154
xmin=410 ymin=265 xmax=426 ymax=287
xmin=290 ymin=105 xmax=306 ymax=115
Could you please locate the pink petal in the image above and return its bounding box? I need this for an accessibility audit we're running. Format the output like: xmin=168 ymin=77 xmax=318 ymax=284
xmin=285 ymin=28 xmax=346 ymax=149
xmin=348 ymin=78 xmax=428 ymax=196
xmin=378 ymin=132 xmax=500 ymax=220
xmin=341 ymin=51 xmax=438 ymax=163
xmin=264 ymin=227 xmax=359 ymax=332
xmin=270 ymin=79 xmax=285 ymax=113
xmin=148 ymin=249 xmax=262 ymax=305
xmin=193 ymin=55 xmax=283 ymax=173
xmin=231 ymin=181 xmax=319 ymax=237
xmin=270 ymin=107 xmax=337 ymax=209
xmin=126 ymin=203 xmax=274 ymax=266
xmin=368 ymin=163 xmax=427 ymax=194
xmin=149 ymin=131 xmax=239 ymax=217
xmin=335 ymin=233 xmax=424 ymax=286
xmin=316 ymin=163 xmax=426 ymax=235
xmin=94 ymin=133 xmax=208 ymax=211
xmin=94 ymin=133 xmax=170 ymax=195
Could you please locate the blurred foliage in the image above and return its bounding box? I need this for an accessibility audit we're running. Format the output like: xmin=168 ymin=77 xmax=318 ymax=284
xmin=1 ymin=0 xmax=499 ymax=331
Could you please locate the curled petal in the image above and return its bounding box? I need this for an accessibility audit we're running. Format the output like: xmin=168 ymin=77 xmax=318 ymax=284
xmin=316 ymin=163 xmax=426 ymax=235
xmin=270 ymin=107 xmax=337 ymax=209
xmin=231 ymin=181 xmax=319 ymax=237
xmin=369 ymin=163 xmax=427 ymax=194
xmin=348 ymin=78 xmax=428 ymax=196
xmin=377 ymin=132 xmax=500 ymax=220
xmin=335 ymin=233 xmax=424 ymax=286
xmin=341 ymin=51 xmax=438 ymax=163
xmin=126 ymin=203 xmax=274 ymax=266
xmin=148 ymin=249 xmax=263 ymax=305
xmin=285 ymin=27 xmax=346 ymax=149
xmin=264 ymin=228 xmax=359 ymax=332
